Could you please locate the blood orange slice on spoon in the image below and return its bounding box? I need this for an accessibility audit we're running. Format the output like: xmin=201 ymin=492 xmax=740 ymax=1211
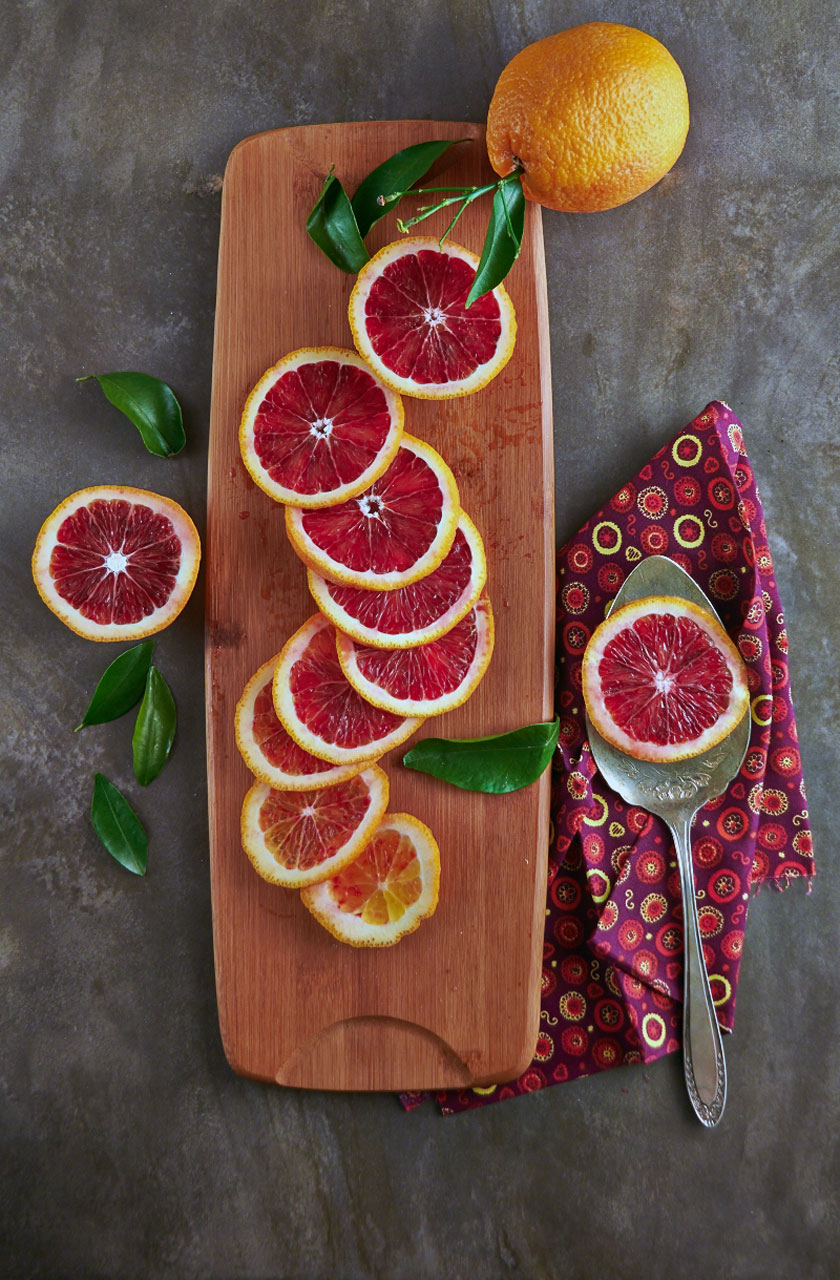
xmin=239 ymin=347 xmax=403 ymax=507
xmin=582 ymin=596 xmax=749 ymax=763
xmin=300 ymin=812 xmax=440 ymax=947
xmin=348 ymin=238 xmax=516 ymax=399
xmin=235 ymin=655 xmax=365 ymax=790
xmin=286 ymin=435 xmax=459 ymax=591
xmin=241 ymin=765 xmax=389 ymax=889
xmin=336 ymin=596 xmax=495 ymax=717
xmin=273 ymin=614 xmax=423 ymax=765
xmin=307 ymin=512 xmax=486 ymax=648
xmin=32 ymin=485 xmax=200 ymax=641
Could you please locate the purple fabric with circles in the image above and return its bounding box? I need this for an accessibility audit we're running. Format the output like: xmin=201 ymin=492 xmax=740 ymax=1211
xmin=401 ymin=402 xmax=814 ymax=1116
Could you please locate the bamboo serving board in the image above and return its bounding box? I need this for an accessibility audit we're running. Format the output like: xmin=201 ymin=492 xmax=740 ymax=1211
xmin=205 ymin=122 xmax=554 ymax=1091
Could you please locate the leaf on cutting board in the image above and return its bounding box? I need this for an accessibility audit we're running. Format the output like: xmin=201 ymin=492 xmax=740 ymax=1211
xmin=76 ymin=641 xmax=155 ymax=730
xmin=132 ymin=666 xmax=177 ymax=787
xmin=351 ymin=139 xmax=461 ymax=238
xmin=402 ymin=717 xmax=559 ymax=793
xmin=90 ymin=773 xmax=148 ymax=875
xmin=77 ymin=371 xmax=186 ymax=457
xmin=306 ymin=168 xmax=370 ymax=273
xmin=466 ymin=174 xmax=526 ymax=308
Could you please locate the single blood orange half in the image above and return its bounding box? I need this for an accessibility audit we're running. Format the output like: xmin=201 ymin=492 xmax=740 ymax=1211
xmin=286 ymin=435 xmax=459 ymax=591
xmin=337 ymin=596 xmax=495 ymax=717
xmin=235 ymin=655 xmax=365 ymax=790
xmin=300 ymin=812 xmax=440 ymax=947
xmin=273 ymin=614 xmax=423 ymax=766
xmin=32 ymin=485 xmax=200 ymax=641
xmin=582 ymin=596 xmax=750 ymax=762
xmin=239 ymin=347 xmax=403 ymax=507
xmin=348 ymin=237 xmax=516 ymax=399
xmin=307 ymin=512 xmax=486 ymax=648
xmin=240 ymin=765 xmax=389 ymax=889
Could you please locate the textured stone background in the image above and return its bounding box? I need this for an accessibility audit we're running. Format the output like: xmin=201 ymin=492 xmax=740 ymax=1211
xmin=2 ymin=1 xmax=839 ymax=1277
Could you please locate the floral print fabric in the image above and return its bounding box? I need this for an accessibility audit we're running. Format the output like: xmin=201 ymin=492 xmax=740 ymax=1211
xmin=401 ymin=402 xmax=814 ymax=1116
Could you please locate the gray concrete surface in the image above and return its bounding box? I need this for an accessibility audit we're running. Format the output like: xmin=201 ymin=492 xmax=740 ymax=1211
xmin=2 ymin=1 xmax=839 ymax=1276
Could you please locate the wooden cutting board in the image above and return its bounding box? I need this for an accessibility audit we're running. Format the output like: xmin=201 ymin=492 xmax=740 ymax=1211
xmin=205 ymin=121 xmax=554 ymax=1091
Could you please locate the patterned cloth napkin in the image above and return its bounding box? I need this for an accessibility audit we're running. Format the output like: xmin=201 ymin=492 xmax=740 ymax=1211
xmin=402 ymin=401 xmax=814 ymax=1116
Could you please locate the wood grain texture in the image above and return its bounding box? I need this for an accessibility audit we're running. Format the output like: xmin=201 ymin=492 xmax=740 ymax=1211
xmin=205 ymin=122 xmax=554 ymax=1091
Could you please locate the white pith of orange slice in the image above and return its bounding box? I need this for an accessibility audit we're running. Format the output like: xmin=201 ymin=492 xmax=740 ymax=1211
xmin=234 ymin=655 xmax=366 ymax=790
xmin=300 ymin=812 xmax=440 ymax=947
xmin=240 ymin=765 xmax=389 ymax=889
xmin=285 ymin=434 xmax=460 ymax=591
xmin=582 ymin=595 xmax=750 ymax=763
xmin=32 ymin=485 xmax=201 ymax=642
xmin=336 ymin=596 xmax=495 ymax=718
xmin=272 ymin=613 xmax=423 ymax=766
xmin=307 ymin=511 xmax=487 ymax=649
xmin=348 ymin=237 xmax=517 ymax=399
xmin=239 ymin=347 xmax=404 ymax=508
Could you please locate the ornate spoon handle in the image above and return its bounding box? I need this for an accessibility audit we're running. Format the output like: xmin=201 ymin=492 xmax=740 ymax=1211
xmin=671 ymin=812 xmax=727 ymax=1126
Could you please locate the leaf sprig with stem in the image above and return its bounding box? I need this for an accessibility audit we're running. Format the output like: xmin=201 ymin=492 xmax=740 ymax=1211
xmin=394 ymin=169 xmax=520 ymax=239
xmin=306 ymin=139 xmax=526 ymax=306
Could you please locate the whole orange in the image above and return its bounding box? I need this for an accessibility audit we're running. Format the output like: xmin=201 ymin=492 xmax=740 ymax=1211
xmin=486 ymin=22 xmax=689 ymax=213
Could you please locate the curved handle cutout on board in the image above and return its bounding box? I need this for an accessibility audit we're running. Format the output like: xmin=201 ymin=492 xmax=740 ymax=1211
xmin=275 ymin=1015 xmax=479 ymax=1091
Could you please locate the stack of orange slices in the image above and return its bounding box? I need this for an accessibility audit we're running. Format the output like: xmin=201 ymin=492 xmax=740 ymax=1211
xmin=235 ymin=237 xmax=515 ymax=946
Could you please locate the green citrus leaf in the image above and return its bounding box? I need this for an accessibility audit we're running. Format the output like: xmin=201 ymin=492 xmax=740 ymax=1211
xmin=78 ymin=371 xmax=186 ymax=457
xmin=402 ymin=717 xmax=559 ymax=794
xmin=91 ymin=773 xmax=148 ymax=875
xmin=76 ymin=641 xmax=155 ymax=730
xmin=351 ymin=139 xmax=460 ymax=238
xmin=466 ymin=175 xmax=525 ymax=308
xmin=132 ymin=666 xmax=176 ymax=786
xmin=306 ymin=169 xmax=369 ymax=273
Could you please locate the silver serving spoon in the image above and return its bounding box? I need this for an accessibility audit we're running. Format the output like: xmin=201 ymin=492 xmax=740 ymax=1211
xmin=584 ymin=555 xmax=750 ymax=1127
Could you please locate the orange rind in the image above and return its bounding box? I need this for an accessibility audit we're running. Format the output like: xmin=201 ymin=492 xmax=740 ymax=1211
xmin=235 ymin=655 xmax=366 ymax=790
xmin=300 ymin=812 xmax=440 ymax=946
xmin=307 ymin=511 xmax=487 ymax=649
xmin=285 ymin=435 xmax=460 ymax=591
xmin=348 ymin=238 xmax=516 ymax=399
xmin=582 ymin=596 xmax=749 ymax=762
xmin=239 ymin=347 xmax=404 ymax=508
xmin=272 ymin=613 xmax=423 ymax=766
xmin=336 ymin=596 xmax=495 ymax=718
xmin=32 ymin=485 xmax=200 ymax=642
xmin=241 ymin=766 xmax=389 ymax=889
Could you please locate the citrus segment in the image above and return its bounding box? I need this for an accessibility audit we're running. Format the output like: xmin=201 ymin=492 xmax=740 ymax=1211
xmin=337 ymin=596 xmax=494 ymax=717
xmin=32 ymin=485 xmax=200 ymax=641
xmin=300 ymin=812 xmax=440 ymax=946
xmin=286 ymin=435 xmax=459 ymax=590
xmin=273 ymin=614 xmax=423 ymax=765
xmin=307 ymin=513 xmax=486 ymax=648
xmin=582 ymin=596 xmax=749 ymax=762
xmin=239 ymin=347 xmax=403 ymax=507
xmin=348 ymin=238 xmax=516 ymax=399
xmin=235 ymin=655 xmax=365 ymax=790
xmin=241 ymin=765 xmax=389 ymax=888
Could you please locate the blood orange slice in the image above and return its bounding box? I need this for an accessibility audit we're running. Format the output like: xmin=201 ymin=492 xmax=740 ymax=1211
xmin=307 ymin=512 xmax=487 ymax=648
xmin=273 ymin=614 xmax=423 ymax=765
xmin=582 ymin=596 xmax=750 ymax=763
xmin=337 ymin=596 xmax=494 ymax=717
xmin=286 ymin=435 xmax=459 ymax=590
xmin=239 ymin=347 xmax=403 ymax=507
xmin=241 ymin=765 xmax=388 ymax=889
xmin=300 ymin=812 xmax=440 ymax=947
xmin=32 ymin=485 xmax=200 ymax=641
xmin=348 ymin=238 xmax=516 ymax=399
xmin=235 ymin=655 xmax=364 ymax=790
